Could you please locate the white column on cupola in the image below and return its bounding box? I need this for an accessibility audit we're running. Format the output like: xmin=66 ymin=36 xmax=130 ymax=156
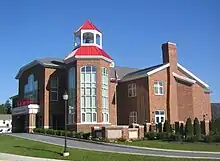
xmin=100 ymin=34 xmax=102 ymax=48
xmin=80 ymin=31 xmax=83 ymax=45
xmin=94 ymin=33 xmax=97 ymax=46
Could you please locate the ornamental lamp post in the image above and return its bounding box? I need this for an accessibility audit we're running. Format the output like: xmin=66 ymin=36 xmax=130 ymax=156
xmin=63 ymin=91 xmax=69 ymax=157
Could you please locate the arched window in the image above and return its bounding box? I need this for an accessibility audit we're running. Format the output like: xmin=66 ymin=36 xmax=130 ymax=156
xmin=83 ymin=32 xmax=94 ymax=44
xmin=102 ymin=67 xmax=109 ymax=122
xmin=24 ymin=74 xmax=38 ymax=102
xmin=68 ymin=67 xmax=76 ymax=124
xmin=80 ymin=66 xmax=97 ymax=123
xmin=96 ymin=34 xmax=100 ymax=45
xmin=28 ymin=74 xmax=34 ymax=92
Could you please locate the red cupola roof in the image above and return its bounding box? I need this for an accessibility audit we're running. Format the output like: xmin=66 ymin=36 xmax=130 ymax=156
xmin=75 ymin=20 xmax=101 ymax=33
xmin=64 ymin=46 xmax=112 ymax=62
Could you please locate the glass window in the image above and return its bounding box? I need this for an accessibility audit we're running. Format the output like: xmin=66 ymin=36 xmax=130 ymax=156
xmin=24 ymin=74 xmax=38 ymax=102
xmin=86 ymin=113 xmax=92 ymax=122
xmin=154 ymin=81 xmax=164 ymax=95
xmin=154 ymin=110 xmax=165 ymax=124
xmin=80 ymin=66 xmax=97 ymax=123
xmin=68 ymin=67 xmax=76 ymax=124
xmin=129 ymin=111 xmax=137 ymax=124
xmin=102 ymin=67 xmax=109 ymax=122
xmin=50 ymin=77 xmax=58 ymax=101
xmin=128 ymin=83 xmax=136 ymax=97
xmin=82 ymin=113 xmax=85 ymax=122
xmin=96 ymin=34 xmax=101 ymax=45
xmin=51 ymin=91 xmax=58 ymax=101
xmin=93 ymin=113 xmax=97 ymax=122
xmin=83 ymin=32 xmax=94 ymax=44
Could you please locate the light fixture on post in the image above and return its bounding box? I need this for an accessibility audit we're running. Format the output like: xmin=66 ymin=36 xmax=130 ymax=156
xmin=63 ymin=91 xmax=69 ymax=157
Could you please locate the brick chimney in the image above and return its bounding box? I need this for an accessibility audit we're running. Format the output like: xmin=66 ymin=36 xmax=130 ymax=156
xmin=161 ymin=41 xmax=178 ymax=124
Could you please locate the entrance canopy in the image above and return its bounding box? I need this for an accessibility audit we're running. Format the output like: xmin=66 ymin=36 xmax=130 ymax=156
xmin=12 ymin=104 xmax=39 ymax=115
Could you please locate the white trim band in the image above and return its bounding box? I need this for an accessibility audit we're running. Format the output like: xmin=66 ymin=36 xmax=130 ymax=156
xmin=147 ymin=63 xmax=170 ymax=76
xmin=177 ymin=63 xmax=209 ymax=88
xmin=12 ymin=104 xmax=39 ymax=115
xmin=172 ymin=72 xmax=196 ymax=84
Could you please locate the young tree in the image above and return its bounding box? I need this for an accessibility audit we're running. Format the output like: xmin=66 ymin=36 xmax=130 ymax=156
xmin=179 ymin=123 xmax=185 ymax=137
xmin=0 ymin=104 xmax=7 ymax=114
xmin=175 ymin=122 xmax=180 ymax=134
xmin=157 ymin=122 xmax=162 ymax=132
xmin=194 ymin=118 xmax=201 ymax=140
xmin=185 ymin=118 xmax=193 ymax=137
xmin=4 ymin=99 xmax=12 ymax=114
xmin=163 ymin=120 xmax=171 ymax=133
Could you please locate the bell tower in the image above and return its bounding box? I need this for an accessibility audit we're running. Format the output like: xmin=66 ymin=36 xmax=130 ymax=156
xmin=74 ymin=20 xmax=102 ymax=49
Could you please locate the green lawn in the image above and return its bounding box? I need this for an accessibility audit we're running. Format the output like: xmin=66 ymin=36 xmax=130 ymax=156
xmin=118 ymin=140 xmax=220 ymax=152
xmin=0 ymin=135 xmax=215 ymax=161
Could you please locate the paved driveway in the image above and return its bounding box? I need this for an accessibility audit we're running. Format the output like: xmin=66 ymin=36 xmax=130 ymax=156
xmin=9 ymin=133 xmax=220 ymax=160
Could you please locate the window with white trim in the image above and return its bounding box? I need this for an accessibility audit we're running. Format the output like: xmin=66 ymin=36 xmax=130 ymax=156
xmin=102 ymin=67 xmax=109 ymax=122
xmin=80 ymin=66 xmax=97 ymax=123
xmin=154 ymin=110 xmax=165 ymax=124
xmin=129 ymin=111 xmax=137 ymax=124
xmin=50 ymin=77 xmax=58 ymax=101
xmin=128 ymin=83 xmax=136 ymax=97
xmin=68 ymin=67 xmax=76 ymax=124
xmin=154 ymin=81 xmax=164 ymax=95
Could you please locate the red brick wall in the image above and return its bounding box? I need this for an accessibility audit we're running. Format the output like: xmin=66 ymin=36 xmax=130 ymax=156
xmin=192 ymin=83 xmax=211 ymax=121
xmin=177 ymin=68 xmax=211 ymax=121
xmin=109 ymin=81 xmax=117 ymax=125
xmin=148 ymin=68 xmax=168 ymax=123
xmin=177 ymin=79 xmax=194 ymax=122
xmin=117 ymin=77 xmax=149 ymax=125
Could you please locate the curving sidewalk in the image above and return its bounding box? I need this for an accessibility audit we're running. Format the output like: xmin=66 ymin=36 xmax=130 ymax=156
xmin=0 ymin=152 xmax=65 ymax=161
xmin=9 ymin=133 xmax=220 ymax=160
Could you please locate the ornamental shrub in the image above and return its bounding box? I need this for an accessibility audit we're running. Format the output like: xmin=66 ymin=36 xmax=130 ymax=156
xmin=179 ymin=123 xmax=184 ymax=137
xmin=203 ymin=135 xmax=213 ymax=143
xmin=163 ymin=120 xmax=171 ymax=133
xmin=200 ymin=120 xmax=206 ymax=135
xmin=185 ymin=118 xmax=193 ymax=137
xmin=145 ymin=132 xmax=157 ymax=140
xmin=174 ymin=122 xmax=180 ymax=134
xmin=157 ymin=123 xmax=163 ymax=133
xmin=193 ymin=118 xmax=201 ymax=141
xmin=83 ymin=132 xmax=91 ymax=139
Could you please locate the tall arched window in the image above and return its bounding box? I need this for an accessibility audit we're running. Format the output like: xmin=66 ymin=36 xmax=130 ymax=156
xmin=68 ymin=67 xmax=76 ymax=124
xmin=80 ymin=66 xmax=97 ymax=123
xmin=24 ymin=74 xmax=38 ymax=102
xmin=102 ymin=68 xmax=109 ymax=122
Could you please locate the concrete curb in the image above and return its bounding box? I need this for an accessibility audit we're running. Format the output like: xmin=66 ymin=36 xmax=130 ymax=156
xmin=32 ymin=133 xmax=220 ymax=154
xmin=0 ymin=152 xmax=65 ymax=161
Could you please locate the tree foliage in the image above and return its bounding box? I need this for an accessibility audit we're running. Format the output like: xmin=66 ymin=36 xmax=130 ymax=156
xmin=174 ymin=122 xmax=180 ymax=134
xmin=185 ymin=118 xmax=193 ymax=137
xmin=163 ymin=120 xmax=171 ymax=133
xmin=193 ymin=117 xmax=201 ymax=140
xmin=179 ymin=123 xmax=184 ymax=136
xmin=0 ymin=99 xmax=12 ymax=114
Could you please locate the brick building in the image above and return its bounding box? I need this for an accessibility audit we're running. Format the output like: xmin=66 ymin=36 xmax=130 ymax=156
xmin=11 ymin=20 xmax=212 ymax=133
xmin=117 ymin=42 xmax=212 ymax=125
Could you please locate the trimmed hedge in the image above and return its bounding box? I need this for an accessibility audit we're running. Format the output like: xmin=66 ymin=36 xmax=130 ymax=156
xmin=33 ymin=128 xmax=91 ymax=140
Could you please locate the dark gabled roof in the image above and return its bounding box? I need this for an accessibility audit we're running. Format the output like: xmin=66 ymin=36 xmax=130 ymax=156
xmin=109 ymin=66 xmax=139 ymax=80
xmin=120 ymin=64 xmax=164 ymax=81
xmin=15 ymin=58 xmax=65 ymax=79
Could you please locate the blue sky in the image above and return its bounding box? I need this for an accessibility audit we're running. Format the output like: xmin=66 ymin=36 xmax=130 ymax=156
xmin=0 ymin=0 xmax=219 ymax=104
